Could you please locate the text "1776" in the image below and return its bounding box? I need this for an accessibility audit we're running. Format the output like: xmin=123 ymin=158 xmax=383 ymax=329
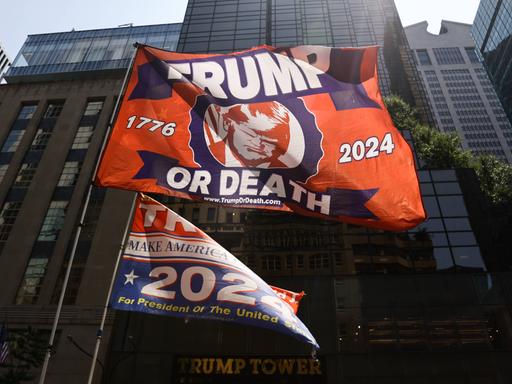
xmin=126 ymin=115 xmax=176 ymax=137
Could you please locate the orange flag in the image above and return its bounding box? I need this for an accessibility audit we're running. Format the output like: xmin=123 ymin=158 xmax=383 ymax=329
xmin=96 ymin=45 xmax=425 ymax=230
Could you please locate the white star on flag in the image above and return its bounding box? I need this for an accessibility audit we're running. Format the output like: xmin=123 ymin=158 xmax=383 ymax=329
xmin=124 ymin=270 xmax=139 ymax=285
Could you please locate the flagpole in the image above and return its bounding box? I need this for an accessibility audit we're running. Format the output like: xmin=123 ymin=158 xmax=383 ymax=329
xmin=86 ymin=194 xmax=137 ymax=384
xmin=37 ymin=44 xmax=140 ymax=384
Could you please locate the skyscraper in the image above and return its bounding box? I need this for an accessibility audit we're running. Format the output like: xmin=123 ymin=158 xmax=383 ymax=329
xmin=0 ymin=24 xmax=181 ymax=383
xmin=405 ymin=20 xmax=512 ymax=162
xmin=472 ymin=0 xmax=512 ymax=131
xmin=4 ymin=24 xmax=181 ymax=83
xmin=177 ymin=0 xmax=434 ymax=125
xmin=0 ymin=4 xmax=511 ymax=384
xmin=100 ymin=2 xmax=511 ymax=383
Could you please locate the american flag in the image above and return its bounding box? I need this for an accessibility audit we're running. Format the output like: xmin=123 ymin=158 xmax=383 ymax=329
xmin=0 ymin=323 xmax=9 ymax=365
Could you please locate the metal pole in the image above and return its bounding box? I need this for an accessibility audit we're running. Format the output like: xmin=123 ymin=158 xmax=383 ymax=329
xmin=38 ymin=44 xmax=139 ymax=384
xmin=38 ymin=179 xmax=93 ymax=384
xmin=86 ymin=194 xmax=137 ymax=384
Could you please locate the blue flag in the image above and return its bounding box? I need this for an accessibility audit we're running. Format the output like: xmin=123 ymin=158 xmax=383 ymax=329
xmin=110 ymin=194 xmax=319 ymax=349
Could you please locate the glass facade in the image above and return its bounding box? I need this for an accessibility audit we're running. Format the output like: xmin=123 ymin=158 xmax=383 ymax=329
xmin=406 ymin=21 xmax=512 ymax=162
xmin=51 ymin=187 xmax=106 ymax=305
xmin=0 ymin=104 xmax=38 ymax=153
xmin=10 ymin=101 xmax=63 ymax=191
xmin=14 ymin=96 xmax=106 ymax=305
xmin=433 ymin=47 xmax=465 ymax=65
xmin=0 ymin=201 xmax=22 ymax=248
xmin=237 ymin=168 xmax=485 ymax=277
xmin=3 ymin=23 xmax=181 ymax=82
xmin=16 ymin=242 xmax=56 ymax=304
xmin=472 ymin=0 xmax=512 ymax=127
xmin=416 ymin=49 xmax=432 ymax=65
xmin=177 ymin=0 xmax=434 ymax=125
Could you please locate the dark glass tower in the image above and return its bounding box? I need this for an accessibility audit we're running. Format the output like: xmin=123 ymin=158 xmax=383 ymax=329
xmin=177 ymin=0 xmax=434 ymax=125
xmin=472 ymin=0 xmax=512 ymax=132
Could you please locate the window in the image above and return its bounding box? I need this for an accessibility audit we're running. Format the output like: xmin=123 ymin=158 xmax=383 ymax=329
xmin=431 ymin=170 xmax=457 ymax=182
xmin=104 ymin=37 xmax=128 ymax=61
xmin=57 ymin=161 xmax=82 ymax=186
xmin=70 ymin=99 xmax=103 ymax=149
xmin=71 ymin=125 xmax=95 ymax=149
xmin=448 ymin=232 xmax=477 ymax=246
xmin=192 ymin=207 xmax=199 ymax=221
xmin=309 ymin=253 xmax=329 ymax=269
xmin=51 ymin=190 xmax=104 ymax=305
xmin=65 ymin=39 xmax=91 ymax=63
xmin=241 ymin=253 xmax=254 ymax=269
xmin=286 ymin=255 xmax=293 ymax=269
xmin=334 ymin=252 xmax=343 ymax=267
xmin=452 ymin=247 xmax=485 ymax=270
xmin=434 ymin=182 xmax=462 ymax=195
xmin=465 ymin=47 xmax=480 ymax=63
xmin=16 ymin=241 xmax=56 ymax=304
xmin=1 ymin=130 xmax=25 ymax=153
xmin=262 ymin=255 xmax=281 ymax=271
xmin=30 ymin=128 xmax=53 ymax=150
xmin=433 ymin=48 xmax=465 ymax=65
xmin=83 ymin=100 xmax=104 ymax=116
xmin=15 ymin=258 xmax=48 ymax=304
xmin=207 ymin=207 xmax=216 ymax=221
xmin=438 ymin=196 xmax=468 ymax=217
xmin=335 ymin=281 xmax=345 ymax=310
xmin=416 ymin=49 xmax=431 ymax=65
xmin=423 ymin=196 xmax=440 ymax=217
xmin=38 ymin=201 xmax=68 ymax=241
xmin=297 ymin=254 xmax=304 ymax=268
xmin=84 ymin=38 xmax=109 ymax=62
xmin=17 ymin=104 xmax=38 ymax=120
xmin=1 ymin=104 xmax=39 ymax=152
xmin=14 ymin=163 xmax=38 ymax=187
xmin=0 ymin=201 xmax=22 ymax=242
xmin=80 ymin=191 xmax=104 ymax=241
xmin=433 ymin=247 xmax=454 ymax=270
xmin=0 ymin=164 xmax=9 ymax=183
xmin=43 ymin=102 xmax=64 ymax=118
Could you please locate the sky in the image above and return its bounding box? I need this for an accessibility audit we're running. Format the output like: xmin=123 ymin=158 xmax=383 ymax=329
xmin=0 ymin=0 xmax=481 ymax=61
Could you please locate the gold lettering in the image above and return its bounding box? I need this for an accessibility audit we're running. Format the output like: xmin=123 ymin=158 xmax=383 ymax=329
xmin=216 ymin=358 xmax=234 ymax=374
xmin=182 ymin=356 xmax=321 ymax=377
xmin=297 ymin=359 xmax=308 ymax=374
xmin=234 ymin=359 xmax=246 ymax=374
xmin=176 ymin=358 xmax=188 ymax=373
xmin=249 ymin=358 xmax=262 ymax=374
xmin=189 ymin=358 xmax=202 ymax=374
xmin=277 ymin=359 xmax=295 ymax=374
xmin=261 ymin=359 xmax=276 ymax=375
xmin=202 ymin=358 xmax=215 ymax=374
xmin=309 ymin=359 xmax=322 ymax=375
